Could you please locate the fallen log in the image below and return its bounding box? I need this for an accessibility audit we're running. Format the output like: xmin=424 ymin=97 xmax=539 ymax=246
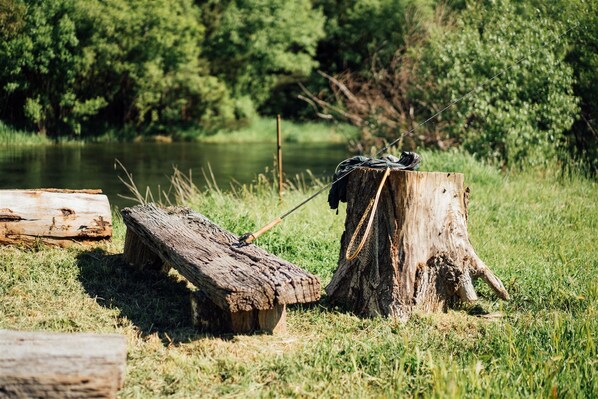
xmin=121 ymin=204 xmax=321 ymax=333
xmin=0 ymin=189 xmax=112 ymax=247
xmin=327 ymin=168 xmax=509 ymax=320
xmin=0 ymin=330 xmax=127 ymax=399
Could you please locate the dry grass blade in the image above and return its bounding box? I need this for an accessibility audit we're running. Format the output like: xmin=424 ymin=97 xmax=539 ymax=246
xmin=115 ymin=158 xmax=147 ymax=205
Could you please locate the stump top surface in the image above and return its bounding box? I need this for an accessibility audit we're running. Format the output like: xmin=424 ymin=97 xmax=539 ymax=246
xmin=356 ymin=167 xmax=464 ymax=178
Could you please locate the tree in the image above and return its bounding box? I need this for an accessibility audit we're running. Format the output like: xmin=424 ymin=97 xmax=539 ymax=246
xmin=202 ymin=0 xmax=325 ymax=117
xmin=0 ymin=0 xmax=235 ymax=136
xmin=421 ymin=0 xmax=579 ymax=166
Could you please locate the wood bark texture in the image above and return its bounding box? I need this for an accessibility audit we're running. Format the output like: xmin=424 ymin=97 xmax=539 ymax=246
xmin=121 ymin=204 xmax=321 ymax=313
xmin=0 ymin=330 xmax=126 ymax=399
xmin=123 ymin=228 xmax=170 ymax=273
xmin=191 ymin=291 xmax=287 ymax=334
xmin=0 ymin=189 xmax=112 ymax=247
xmin=326 ymin=168 xmax=509 ymax=320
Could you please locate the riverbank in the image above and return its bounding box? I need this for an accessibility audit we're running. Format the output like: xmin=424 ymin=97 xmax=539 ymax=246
xmin=0 ymin=117 xmax=358 ymax=146
xmin=1 ymin=150 xmax=596 ymax=397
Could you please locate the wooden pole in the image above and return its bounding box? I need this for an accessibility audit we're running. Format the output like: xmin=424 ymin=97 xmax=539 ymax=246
xmin=277 ymin=114 xmax=283 ymax=203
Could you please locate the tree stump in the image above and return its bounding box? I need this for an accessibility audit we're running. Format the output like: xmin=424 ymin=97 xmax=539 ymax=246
xmin=326 ymin=168 xmax=509 ymax=320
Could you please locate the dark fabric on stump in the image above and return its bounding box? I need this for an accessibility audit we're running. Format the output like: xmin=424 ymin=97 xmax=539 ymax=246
xmin=328 ymin=151 xmax=421 ymax=210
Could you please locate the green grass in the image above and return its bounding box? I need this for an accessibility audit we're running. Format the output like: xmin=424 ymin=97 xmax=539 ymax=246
xmin=0 ymin=117 xmax=358 ymax=145
xmin=1 ymin=150 xmax=596 ymax=398
xmin=0 ymin=121 xmax=51 ymax=145
xmin=194 ymin=117 xmax=359 ymax=144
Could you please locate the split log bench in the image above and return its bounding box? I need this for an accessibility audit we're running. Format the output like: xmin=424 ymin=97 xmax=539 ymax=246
xmin=0 ymin=330 xmax=126 ymax=399
xmin=0 ymin=189 xmax=112 ymax=247
xmin=121 ymin=204 xmax=321 ymax=334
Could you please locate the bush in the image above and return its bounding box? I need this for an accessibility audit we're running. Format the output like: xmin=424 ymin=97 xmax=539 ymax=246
xmin=202 ymin=0 xmax=325 ymax=114
xmin=420 ymin=0 xmax=579 ymax=167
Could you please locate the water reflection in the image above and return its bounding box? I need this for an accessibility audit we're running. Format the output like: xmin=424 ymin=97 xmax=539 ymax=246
xmin=0 ymin=143 xmax=349 ymax=209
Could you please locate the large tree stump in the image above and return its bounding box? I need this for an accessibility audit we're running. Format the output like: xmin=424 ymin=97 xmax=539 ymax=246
xmin=0 ymin=330 xmax=127 ymax=399
xmin=121 ymin=204 xmax=321 ymax=334
xmin=0 ymin=189 xmax=112 ymax=247
xmin=326 ymin=168 xmax=509 ymax=320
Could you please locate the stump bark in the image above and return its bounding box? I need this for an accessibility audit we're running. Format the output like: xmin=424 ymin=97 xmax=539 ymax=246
xmin=326 ymin=168 xmax=509 ymax=320
xmin=0 ymin=330 xmax=126 ymax=399
xmin=0 ymin=189 xmax=112 ymax=247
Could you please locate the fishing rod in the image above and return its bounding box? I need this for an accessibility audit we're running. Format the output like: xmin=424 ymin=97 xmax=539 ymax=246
xmin=237 ymin=22 xmax=579 ymax=245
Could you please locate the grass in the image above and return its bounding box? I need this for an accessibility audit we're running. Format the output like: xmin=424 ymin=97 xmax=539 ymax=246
xmin=0 ymin=121 xmax=51 ymax=145
xmin=1 ymin=150 xmax=596 ymax=398
xmin=195 ymin=117 xmax=359 ymax=144
xmin=0 ymin=117 xmax=358 ymax=145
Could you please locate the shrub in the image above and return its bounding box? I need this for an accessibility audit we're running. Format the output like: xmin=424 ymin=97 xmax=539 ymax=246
xmin=420 ymin=0 xmax=579 ymax=166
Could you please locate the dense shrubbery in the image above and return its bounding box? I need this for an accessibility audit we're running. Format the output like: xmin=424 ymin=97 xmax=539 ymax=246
xmin=309 ymin=0 xmax=595 ymax=172
xmin=420 ymin=0 xmax=578 ymax=166
xmin=0 ymin=0 xmax=596 ymax=173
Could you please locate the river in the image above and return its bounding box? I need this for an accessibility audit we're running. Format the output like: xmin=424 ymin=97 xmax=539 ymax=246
xmin=0 ymin=142 xmax=349 ymax=209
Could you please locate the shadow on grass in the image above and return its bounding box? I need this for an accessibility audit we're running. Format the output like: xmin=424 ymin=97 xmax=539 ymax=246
xmin=76 ymin=248 xmax=209 ymax=344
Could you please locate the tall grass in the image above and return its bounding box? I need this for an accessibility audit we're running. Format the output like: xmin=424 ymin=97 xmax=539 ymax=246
xmin=0 ymin=122 xmax=50 ymax=145
xmin=1 ymin=150 xmax=596 ymax=398
xmin=196 ymin=116 xmax=359 ymax=144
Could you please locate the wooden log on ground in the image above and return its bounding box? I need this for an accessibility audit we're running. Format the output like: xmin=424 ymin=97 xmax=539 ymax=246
xmin=121 ymin=204 xmax=320 ymax=333
xmin=326 ymin=168 xmax=509 ymax=320
xmin=0 ymin=330 xmax=127 ymax=399
xmin=0 ymin=189 xmax=112 ymax=247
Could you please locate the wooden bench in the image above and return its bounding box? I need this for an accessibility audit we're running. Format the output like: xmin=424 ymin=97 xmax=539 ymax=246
xmin=121 ymin=204 xmax=321 ymax=334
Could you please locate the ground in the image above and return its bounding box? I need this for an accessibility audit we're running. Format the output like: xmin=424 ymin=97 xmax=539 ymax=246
xmin=1 ymin=150 xmax=596 ymax=398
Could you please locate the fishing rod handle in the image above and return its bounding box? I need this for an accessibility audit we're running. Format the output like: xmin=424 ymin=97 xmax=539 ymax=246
xmin=243 ymin=217 xmax=283 ymax=244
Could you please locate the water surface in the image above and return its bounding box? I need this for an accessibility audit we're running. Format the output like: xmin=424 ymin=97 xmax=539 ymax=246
xmin=0 ymin=142 xmax=349 ymax=209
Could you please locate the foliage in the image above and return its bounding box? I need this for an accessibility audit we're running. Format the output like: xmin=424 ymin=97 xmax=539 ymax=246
xmin=76 ymin=0 xmax=233 ymax=133
xmin=1 ymin=151 xmax=596 ymax=397
xmin=421 ymin=0 xmax=579 ymax=167
xmin=0 ymin=0 xmax=97 ymax=135
xmin=196 ymin=116 xmax=358 ymax=144
xmin=314 ymin=0 xmax=435 ymax=72
xmin=0 ymin=120 xmax=50 ymax=144
xmin=0 ymin=0 xmax=237 ymax=137
xmin=202 ymin=0 xmax=325 ymax=116
xmin=534 ymin=0 xmax=598 ymax=176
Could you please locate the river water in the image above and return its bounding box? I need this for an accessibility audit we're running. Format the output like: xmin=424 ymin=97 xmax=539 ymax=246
xmin=0 ymin=142 xmax=349 ymax=209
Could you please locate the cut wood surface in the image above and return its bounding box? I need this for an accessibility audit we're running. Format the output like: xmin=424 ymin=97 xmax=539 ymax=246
xmin=121 ymin=204 xmax=321 ymax=313
xmin=0 ymin=330 xmax=126 ymax=399
xmin=327 ymin=168 xmax=509 ymax=320
xmin=0 ymin=189 xmax=112 ymax=246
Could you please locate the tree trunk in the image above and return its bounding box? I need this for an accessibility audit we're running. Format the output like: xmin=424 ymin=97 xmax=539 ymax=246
xmin=0 ymin=330 xmax=126 ymax=399
xmin=122 ymin=205 xmax=320 ymax=333
xmin=0 ymin=189 xmax=112 ymax=247
xmin=326 ymin=168 xmax=509 ymax=320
